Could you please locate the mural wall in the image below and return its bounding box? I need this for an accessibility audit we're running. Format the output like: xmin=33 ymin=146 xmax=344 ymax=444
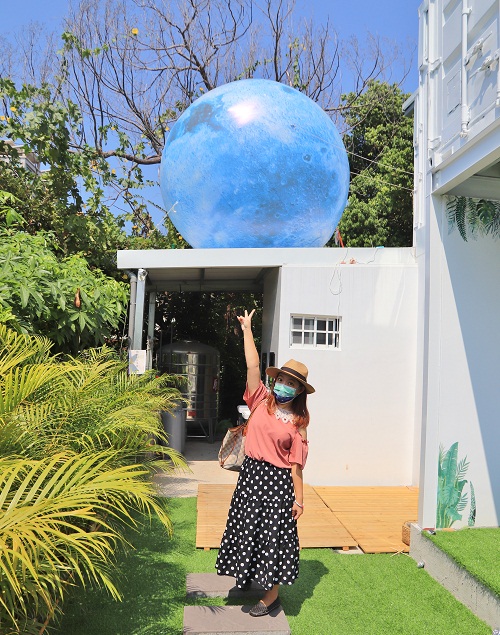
xmin=415 ymin=0 xmax=500 ymax=529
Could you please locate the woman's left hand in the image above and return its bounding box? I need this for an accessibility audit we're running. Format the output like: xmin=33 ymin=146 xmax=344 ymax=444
xmin=292 ymin=503 xmax=303 ymax=520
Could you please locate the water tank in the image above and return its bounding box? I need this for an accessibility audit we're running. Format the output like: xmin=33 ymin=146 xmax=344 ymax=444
xmin=158 ymin=341 xmax=220 ymax=442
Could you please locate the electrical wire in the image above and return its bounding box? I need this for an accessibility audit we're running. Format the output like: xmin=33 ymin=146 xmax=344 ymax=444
xmin=344 ymin=148 xmax=415 ymax=176
xmin=294 ymin=127 xmax=416 ymax=193
xmin=303 ymin=127 xmax=416 ymax=178
xmin=348 ymin=168 xmax=415 ymax=193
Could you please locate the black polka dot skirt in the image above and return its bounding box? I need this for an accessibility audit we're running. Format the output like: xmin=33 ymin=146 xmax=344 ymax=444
xmin=215 ymin=456 xmax=299 ymax=590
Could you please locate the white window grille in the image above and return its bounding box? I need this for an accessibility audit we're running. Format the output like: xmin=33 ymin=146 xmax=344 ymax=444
xmin=290 ymin=315 xmax=341 ymax=349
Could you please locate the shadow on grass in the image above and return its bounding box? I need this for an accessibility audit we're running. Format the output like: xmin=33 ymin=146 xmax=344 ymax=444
xmin=56 ymin=499 xmax=218 ymax=635
xmin=55 ymin=497 xmax=328 ymax=634
xmin=54 ymin=499 xmax=493 ymax=635
xmin=280 ymin=559 xmax=329 ymax=617
xmin=54 ymin=497 xmax=493 ymax=635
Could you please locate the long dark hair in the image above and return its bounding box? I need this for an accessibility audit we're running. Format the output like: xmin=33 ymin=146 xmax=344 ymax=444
xmin=266 ymin=382 xmax=310 ymax=429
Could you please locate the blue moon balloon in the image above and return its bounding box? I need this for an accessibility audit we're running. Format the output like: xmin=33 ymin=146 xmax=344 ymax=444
xmin=160 ymin=79 xmax=350 ymax=248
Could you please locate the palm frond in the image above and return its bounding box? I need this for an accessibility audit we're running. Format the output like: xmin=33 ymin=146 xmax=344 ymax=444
xmin=456 ymin=456 xmax=470 ymax=482
xmin=0 ymin=451 xmax=172 ymax=631
xmin=447 ymin=196 xmax=468 ymax=240
xmin=0 ymin=324 xmax=187 ymax=632
xmin=0 ymin=323 xmax=53 ymax=372
xmin=447 ymin=196 xmax=500 ymax=241
xmin=457 ymin=491 xmax=469 ymax=512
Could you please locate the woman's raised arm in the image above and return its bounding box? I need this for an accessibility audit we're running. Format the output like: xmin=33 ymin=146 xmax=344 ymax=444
xmin=237 ymin=309 xmax=260 ymax=396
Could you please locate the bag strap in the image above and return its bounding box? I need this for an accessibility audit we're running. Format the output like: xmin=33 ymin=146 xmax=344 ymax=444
xmin=219 ymin=396 xmax=266 ymax=468
xmin=241 ymin=395 xmax=266 ymax=436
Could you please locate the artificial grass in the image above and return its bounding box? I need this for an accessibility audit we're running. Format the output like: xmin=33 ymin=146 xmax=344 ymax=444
xmin=428 ymin=527 xmax=500 ymax=597
xmin=56 ymin=498 xmax=490 ymax=635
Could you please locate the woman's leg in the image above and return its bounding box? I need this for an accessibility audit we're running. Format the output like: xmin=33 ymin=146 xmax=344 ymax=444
xmin=260 ymin=583 xmax=279 ymax=605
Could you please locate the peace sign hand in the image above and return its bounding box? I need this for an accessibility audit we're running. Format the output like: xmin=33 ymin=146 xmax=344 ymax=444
xmin=237 ymin=309 xmax=255 ymax=331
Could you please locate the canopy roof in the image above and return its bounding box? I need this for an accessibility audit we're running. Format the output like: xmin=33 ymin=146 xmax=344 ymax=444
xmin=116 ymin=247 xmax=415 ymax=293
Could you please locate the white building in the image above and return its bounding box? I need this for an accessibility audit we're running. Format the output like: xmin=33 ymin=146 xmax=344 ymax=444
xmin=0 ymin=139 xmax=40 ymax=174
xmin=117 ymin=247 xmax=419 ymax=488
xmin=413 ymin=0 xmax=500 ymax=529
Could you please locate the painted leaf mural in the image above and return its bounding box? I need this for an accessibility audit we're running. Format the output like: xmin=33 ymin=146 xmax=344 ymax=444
xmin=468 ymin=481 xmax=476 ymax=527
xmin=436 ymin=442 xmax=476 ymax=529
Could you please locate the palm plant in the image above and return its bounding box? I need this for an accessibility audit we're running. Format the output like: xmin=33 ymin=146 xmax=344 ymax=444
xmin=0 ymin=323 xmax=187 ymax=634
xmin=35 ymin=346 xmax=186 ymax=462
xmin=447 ymin=196 xmax=500 ymax=241
xmin=0 ymin=451 xmax=173 ymax=634
xmin=436 ymin=442 xmax=475 ymax=529
xmin=0 ymin=323 xmax=186 ymax=462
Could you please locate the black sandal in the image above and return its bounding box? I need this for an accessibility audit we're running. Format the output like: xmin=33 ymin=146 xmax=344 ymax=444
xmin=249 ymin=597 xmax=281 ymax=617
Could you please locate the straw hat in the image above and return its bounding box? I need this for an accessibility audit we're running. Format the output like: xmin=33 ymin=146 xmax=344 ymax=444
xmin=266 ymin=359 xmax=315 ymax=394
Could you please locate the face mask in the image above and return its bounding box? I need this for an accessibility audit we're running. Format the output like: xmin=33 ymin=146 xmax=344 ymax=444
xmin=273 ymin=383 xmax=297 ymax=404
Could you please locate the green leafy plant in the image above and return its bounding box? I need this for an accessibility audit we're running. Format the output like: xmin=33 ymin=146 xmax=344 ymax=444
xmin=0 ymin=324 xmax=187 ymax=633
xmin=0 ymin=451 xmax=172 ymax=634
xmin=0 ymin=80 xmax=131 ymax=274
xmin=0 ymin=229 xmax=128 ymax=353
xmin=437 ymin=442 xmax=475 ymax=529
xmin=0 ymin=190 xmax=25 ymax=227
xmin=447 ymin=196 xmax=500 ymax=241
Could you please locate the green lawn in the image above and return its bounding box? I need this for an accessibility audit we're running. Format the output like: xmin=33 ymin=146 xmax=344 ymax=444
xmin=57 ymin=498 xmax=490 ymax=635
xmin=428 ymin=527 xmax=500 ymax=597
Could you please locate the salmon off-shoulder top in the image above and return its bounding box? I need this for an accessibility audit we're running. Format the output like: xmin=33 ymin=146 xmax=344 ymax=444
xmin=243 ymin=381 xmax=309 ymax=470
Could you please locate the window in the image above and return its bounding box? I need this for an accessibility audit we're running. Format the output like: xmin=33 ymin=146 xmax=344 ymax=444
xmin=290 ymin=315 xmax=341 ymax=349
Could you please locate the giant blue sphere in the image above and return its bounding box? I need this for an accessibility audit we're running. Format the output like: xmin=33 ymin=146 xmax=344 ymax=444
xmin=160 ymin=79 xmax=349 ymax=248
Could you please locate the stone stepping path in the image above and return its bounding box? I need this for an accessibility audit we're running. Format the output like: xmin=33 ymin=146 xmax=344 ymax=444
xmin=183 ymin=606 xmax=290 ymax=635
xmin=183 ymin=574 xmax=291 ymax=635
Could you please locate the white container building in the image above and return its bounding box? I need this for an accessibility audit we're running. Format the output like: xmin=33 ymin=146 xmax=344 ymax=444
xmin=413 ymin=0 xmax=500 ymax=528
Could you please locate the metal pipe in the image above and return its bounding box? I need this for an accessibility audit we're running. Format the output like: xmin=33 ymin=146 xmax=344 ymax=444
xmin=125 ymin=270 xmax=137 ymax=346
xmin=146 ymin=291 xmax=156 ymax=371
xmin=460 ymin=1 xmax=471 ymax=137
xmin=496 ymin=52 xmax=500 ymax=107
xmin=132 ymin=268 xmax=148 ymax=350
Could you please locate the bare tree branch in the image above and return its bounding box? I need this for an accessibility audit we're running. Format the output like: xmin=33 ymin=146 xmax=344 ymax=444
xmin=2 ymin=0 xmax=411 ymax=163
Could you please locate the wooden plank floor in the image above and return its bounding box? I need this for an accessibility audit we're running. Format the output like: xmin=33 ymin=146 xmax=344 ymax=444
xmin=196 ymin=483 xmax=358 ymax=550
xmin=314 ymin=486 xmax=419 ymax=553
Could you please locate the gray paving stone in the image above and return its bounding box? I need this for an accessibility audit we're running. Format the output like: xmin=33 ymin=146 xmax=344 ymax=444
xmin=187 ymin=573 xmax=263 ymax=598
xmin=183 ymin=605 xmax=290 ymax=635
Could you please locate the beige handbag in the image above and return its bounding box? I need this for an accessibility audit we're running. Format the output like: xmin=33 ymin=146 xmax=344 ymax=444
xmin=218 ymin=402 xmax=261 ymax=471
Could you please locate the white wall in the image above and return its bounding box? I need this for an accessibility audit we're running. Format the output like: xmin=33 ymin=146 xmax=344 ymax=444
xmin=262 ymin=249 xmax=419 ymax=487
xmin=418 ymin=196 xmax=500 ymax=528
xmin=415 ymin=0 xmax=500 ymax=528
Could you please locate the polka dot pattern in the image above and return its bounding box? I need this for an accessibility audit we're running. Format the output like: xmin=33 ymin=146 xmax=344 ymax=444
xmin=215 ymin=457 xmax=299 ymax=590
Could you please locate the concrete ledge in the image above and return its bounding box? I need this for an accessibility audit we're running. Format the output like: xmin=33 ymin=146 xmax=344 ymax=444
xmin=183 ymin=605 xmax=290 ymax=635
xmin=410 ymin=524 xmax=500 ymax=630
xmin=187 ymin=574 xmax=263 ymax=598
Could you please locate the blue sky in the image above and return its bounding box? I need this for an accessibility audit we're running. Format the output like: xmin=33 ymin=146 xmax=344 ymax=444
xmin=2 ymin=0 xmax=422 ymax=90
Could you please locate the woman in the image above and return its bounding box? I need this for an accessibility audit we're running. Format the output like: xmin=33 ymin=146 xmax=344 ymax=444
xmin=216 ymin=308 xmax=314 ymax=617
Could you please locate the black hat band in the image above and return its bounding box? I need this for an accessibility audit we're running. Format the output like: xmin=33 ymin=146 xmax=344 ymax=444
xmin=280 ymin=366 xmax=308 ymax=384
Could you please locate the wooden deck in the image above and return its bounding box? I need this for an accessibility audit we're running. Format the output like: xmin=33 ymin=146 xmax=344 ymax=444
xmin=196 ymin=484 xmax=418 ymax=553
xmin=314 ymin=486 xmax=419 ymax=553
xmin=196 ymin=484 xmax=357 ymax=550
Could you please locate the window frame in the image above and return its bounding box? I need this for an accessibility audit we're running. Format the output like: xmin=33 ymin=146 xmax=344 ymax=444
xmin=290 ymin=314 xmax=341 ymax=350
